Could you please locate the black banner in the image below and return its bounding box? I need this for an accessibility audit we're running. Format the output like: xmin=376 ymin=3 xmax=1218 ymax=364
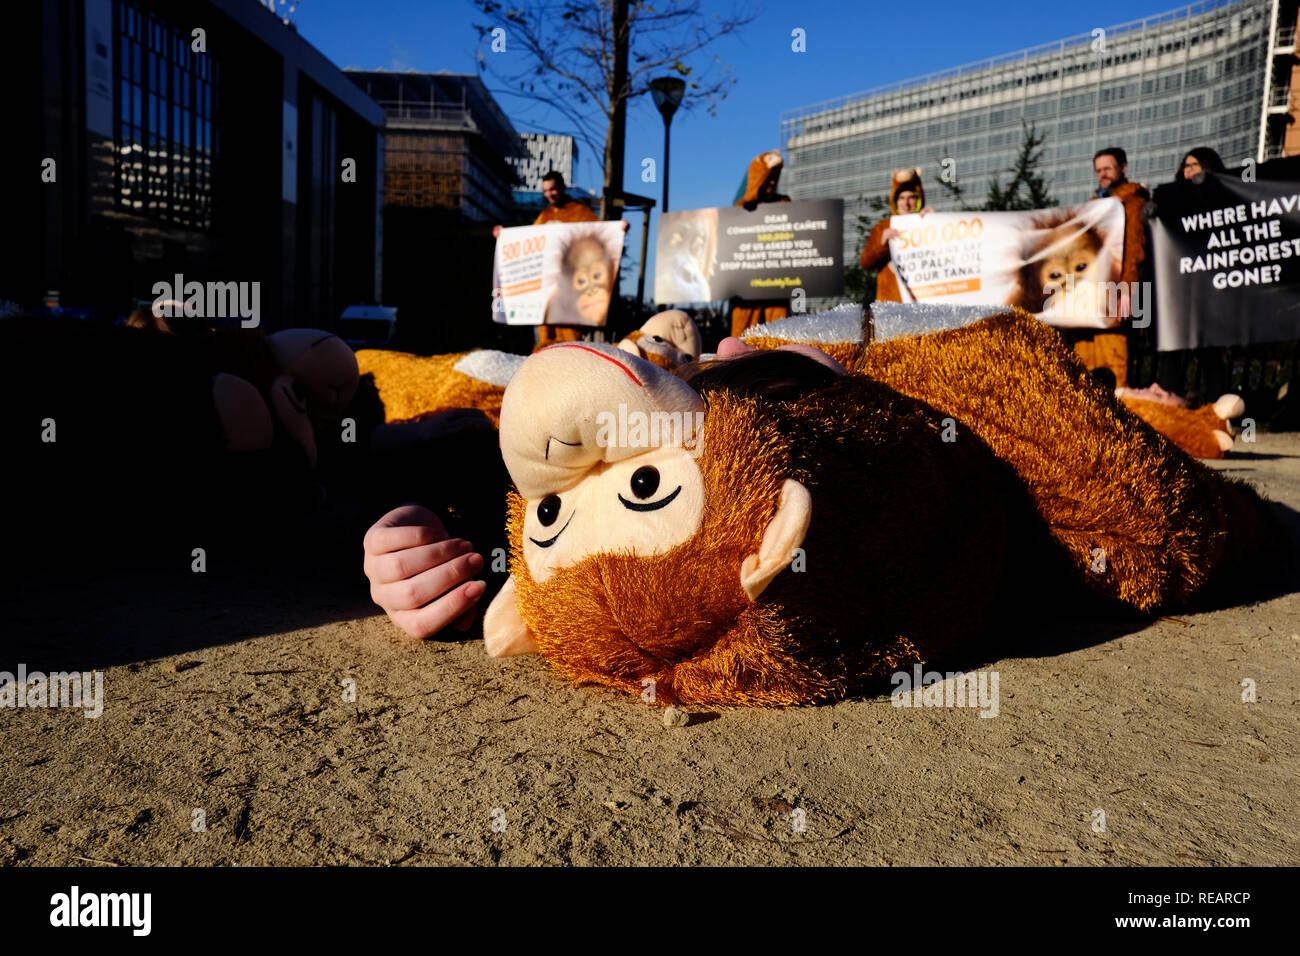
xmin=1150 ymin=156 xmax=1300 ymax=351
xmin=0 ymin=865 xmax=1282 ymax=942
xmin=655 ymin=199 xmax=844 ymax=303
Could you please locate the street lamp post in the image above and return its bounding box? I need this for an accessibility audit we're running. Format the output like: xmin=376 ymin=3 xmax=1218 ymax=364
xmin=649 ymin=77 xmax=685 ymax=213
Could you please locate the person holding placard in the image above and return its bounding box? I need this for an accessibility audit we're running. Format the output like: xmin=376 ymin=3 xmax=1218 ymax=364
xmin=532 ymin=171 xmax=599 ymax=347
xmin=1153 ymin=147 xmax=1229 ymax=401
xmin=1067 ymin=146 xmax=1150 ymax=389
xmin=729 ymin=151 xmax=794 ymax=337
xmin=859 ymin=169 xmax=934 ymax=304
xmin=494 ymin=171 xmax=600 ymax=349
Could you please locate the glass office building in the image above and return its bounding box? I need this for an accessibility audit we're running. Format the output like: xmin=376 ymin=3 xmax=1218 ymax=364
xmin=780 ymin=0 xmax=1285 ymax=267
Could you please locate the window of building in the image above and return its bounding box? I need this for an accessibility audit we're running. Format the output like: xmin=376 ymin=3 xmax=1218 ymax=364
xmin=113 ymin=0 xmax=218 ymax=229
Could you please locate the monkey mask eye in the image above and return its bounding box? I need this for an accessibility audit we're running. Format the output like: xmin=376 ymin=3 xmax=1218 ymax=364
xmin=521 ymin=446 xmax=705 ymax=583
xmin=537 ymin=495 xmax=561 ymax=526
xmin=619 ymin=465 xmax=682 ymax=512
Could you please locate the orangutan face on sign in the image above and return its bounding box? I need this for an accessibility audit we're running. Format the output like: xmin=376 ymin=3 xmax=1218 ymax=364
xmin=563 ymin=237 xmax=614 ymax=324
xmin=1011 ymin=209 xmax=1117 ymax=317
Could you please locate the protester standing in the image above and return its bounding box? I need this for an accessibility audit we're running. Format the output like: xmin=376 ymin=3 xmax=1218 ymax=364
xmin=1067 ymin=146 xmax=1149 ymax=389
xmin=1155 ymin=147 xmax=1230 ymax=401
xmin=494 ymin=171 xmax=600 ymax=349
xmin=729 ymin=151 xmax=793 ymax=337
xmin=859 ymin=168 xmax=935 ymax=303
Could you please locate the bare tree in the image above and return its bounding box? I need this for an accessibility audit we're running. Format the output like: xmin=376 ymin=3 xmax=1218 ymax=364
xmin=473 ymin=1 xmax=756 ymax=218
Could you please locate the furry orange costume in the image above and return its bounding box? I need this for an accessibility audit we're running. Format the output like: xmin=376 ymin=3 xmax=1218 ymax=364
xmin=743 ymin=309 xmax=1246 ymax=461
xmin=859 ymin=168 xmax=927 ymax=303
xmin=1116 ymin=391 xmax=1240 ymax=460
xmin=482 ymin=312 xmax=1284 ymax=707
xmin=729 ymin=151 xmax=793 ymax=337
xmin=1068 ymin=178 xmax=1152 ymax=387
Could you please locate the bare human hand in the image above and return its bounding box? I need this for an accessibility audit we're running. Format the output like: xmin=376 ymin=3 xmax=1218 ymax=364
xmin=362 ymin=504 xmax=486 ymax=639
xmin=881 ymin=227 xmax=901 ymax=243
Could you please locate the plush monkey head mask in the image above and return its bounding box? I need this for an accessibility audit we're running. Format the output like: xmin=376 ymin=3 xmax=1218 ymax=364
xmin=616 ymin=309 xmax=704 ymax=370
xmin=485 ymin=314 xmax=1283 ymax=708
xmin=269 ymin=329 xmax=360 ymax=422
xmin=482 ymin=339 xmax=1016 ymax=707
xmin=484 ymin=343 xmax=815 ymax=688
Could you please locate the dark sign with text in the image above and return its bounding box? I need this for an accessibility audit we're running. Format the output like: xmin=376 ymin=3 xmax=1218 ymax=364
xmin=1150 ymin=157 xmax=1300 ymax=350
xmin=655 ymin=199 xmax=843 ymax=303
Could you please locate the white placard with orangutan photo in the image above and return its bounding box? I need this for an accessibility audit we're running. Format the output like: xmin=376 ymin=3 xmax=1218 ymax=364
xmin=492 ymin=221 xmax=626 ymax=327
xmin=887 ymin=199 xmax=1127 ymax=328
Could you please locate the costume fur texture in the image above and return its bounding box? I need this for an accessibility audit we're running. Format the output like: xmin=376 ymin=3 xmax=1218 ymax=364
xmin=1116 ymin=395 xmax=1236 ymax=460
xmin=357 ymin=350 xmax=509 ymax=427
xmin=747 ymin=309 xmax=1247 ymax=462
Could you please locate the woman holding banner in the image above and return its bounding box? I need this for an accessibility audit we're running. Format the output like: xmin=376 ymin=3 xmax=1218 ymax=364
xmin=1152 ymin=147 xmax=1230 ymax=402
xmin=1176 ymin=148 xmax=1226 ymax=183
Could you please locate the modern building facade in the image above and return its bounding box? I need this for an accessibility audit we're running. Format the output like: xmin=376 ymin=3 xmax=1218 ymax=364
xmin=509 ymin=133 xmax=577 ymax=192
xmin=345 ymin=71 xmax=525 ymax=223
xmin=7 ymin=0 xmax=385 ymax=328
xmin=508 ymin=132 xmax=583 ymax=219
xmin=780 ymin=0 xmax=1299 ymax=267
xmin=342 ymin=71 xmax=531 ymax=353
xmin=1262 ymin=0 xmax=1300 ymax=157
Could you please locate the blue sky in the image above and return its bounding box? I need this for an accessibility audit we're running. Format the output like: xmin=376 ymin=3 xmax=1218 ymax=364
xmin=292 ymin=0 xmax=1202 ymax=293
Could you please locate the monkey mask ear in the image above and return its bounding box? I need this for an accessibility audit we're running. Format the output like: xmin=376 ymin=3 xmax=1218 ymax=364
xmin=483 ymin=577 xmax=539 ymax=657
xmin=740 ymin=479 xmax=812 ymax=600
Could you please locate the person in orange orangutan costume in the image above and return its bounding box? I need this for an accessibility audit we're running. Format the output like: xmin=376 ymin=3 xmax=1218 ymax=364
xmin=493 ymin=170 xmax=601 ymax=350
xmin=532 ymin=171 xmax=600 ymax=349
xmin=1064 ymin=146 xmax=1151 ymax=388
xmin=858 ymin=168 xmax=935 ymax=303
xmin=729 ymin=150 xmax=793 ymax=338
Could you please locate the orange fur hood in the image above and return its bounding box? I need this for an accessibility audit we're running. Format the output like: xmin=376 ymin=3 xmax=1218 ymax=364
xmin=889 ymin=168 xmax=926 ymax=215
xmin=736 ymin=151 xmax=789 ymax=206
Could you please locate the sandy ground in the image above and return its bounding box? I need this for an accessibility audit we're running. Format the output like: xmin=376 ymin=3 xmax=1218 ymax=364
xmin=3 ymin=431 xmax=1299 ymax=867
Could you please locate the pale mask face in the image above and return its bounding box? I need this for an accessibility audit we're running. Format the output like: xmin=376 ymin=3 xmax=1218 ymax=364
xmin=521 ymin=444 xmax=706 ymax=583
